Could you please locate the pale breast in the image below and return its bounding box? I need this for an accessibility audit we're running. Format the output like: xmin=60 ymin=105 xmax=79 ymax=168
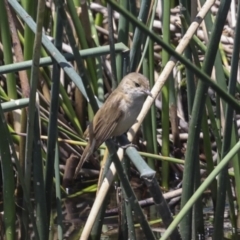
xmin=112 ymin=96 xmax=144 ymax=136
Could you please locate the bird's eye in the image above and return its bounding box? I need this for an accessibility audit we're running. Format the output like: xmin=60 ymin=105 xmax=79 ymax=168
xmin=135 ymin=82 xmax=140 ymax=87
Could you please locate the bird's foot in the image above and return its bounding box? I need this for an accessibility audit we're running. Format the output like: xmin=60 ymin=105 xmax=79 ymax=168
xmin=120 ymin=143 xmax=139 ymax=150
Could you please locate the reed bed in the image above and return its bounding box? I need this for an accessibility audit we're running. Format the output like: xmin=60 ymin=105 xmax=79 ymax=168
xmin=0 ymin=0 xmax=239 ymax=239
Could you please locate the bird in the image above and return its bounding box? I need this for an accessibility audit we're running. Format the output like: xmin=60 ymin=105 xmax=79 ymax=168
xmin=74 ymin=72 xmax=152 ymax=178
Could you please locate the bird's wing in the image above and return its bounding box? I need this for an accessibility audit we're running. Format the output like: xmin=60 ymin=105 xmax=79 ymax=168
xmin=74 ymin=94 xmax=124 ymax=178
xmin=93 ymin=93 xmax=124 ymax=146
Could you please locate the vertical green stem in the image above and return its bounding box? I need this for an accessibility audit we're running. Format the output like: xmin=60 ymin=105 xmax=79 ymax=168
xmin=161 ymin=0 xmax=171 ymax=190
xmin=0 ymin=107 xmax=15 ymax=240
xmin=0 ymin=0 xmax=17 ymax=99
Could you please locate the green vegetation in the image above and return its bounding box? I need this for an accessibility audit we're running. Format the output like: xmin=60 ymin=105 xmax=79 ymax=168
xmin=0 ymin=0 xmax=239 ymax=239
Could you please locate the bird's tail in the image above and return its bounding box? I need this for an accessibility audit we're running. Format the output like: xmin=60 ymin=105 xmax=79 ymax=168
xmin=74 ymin=139 xmax=96 ymax=179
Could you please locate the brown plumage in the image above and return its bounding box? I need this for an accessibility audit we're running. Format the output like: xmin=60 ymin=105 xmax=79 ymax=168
xmin=74 ymin=72 xmax=151 ymax=178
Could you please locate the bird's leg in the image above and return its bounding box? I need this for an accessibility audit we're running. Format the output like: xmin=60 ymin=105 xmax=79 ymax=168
xmin=111 ymin=137 xmax=121 ymax=149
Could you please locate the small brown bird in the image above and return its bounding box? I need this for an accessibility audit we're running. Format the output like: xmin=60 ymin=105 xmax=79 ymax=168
xmin=74 ymin=72 xmax=151 ymax=178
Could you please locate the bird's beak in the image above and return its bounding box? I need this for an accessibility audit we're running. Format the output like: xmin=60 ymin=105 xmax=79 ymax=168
xmin=143 ymin=89 xmax=153 ymax=97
